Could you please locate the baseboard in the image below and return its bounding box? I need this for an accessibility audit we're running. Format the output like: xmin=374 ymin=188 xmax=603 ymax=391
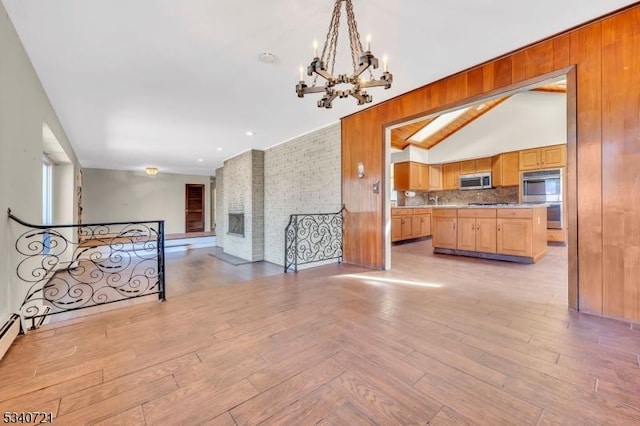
xmin=0 ymin=314 xmax=21 ymax=361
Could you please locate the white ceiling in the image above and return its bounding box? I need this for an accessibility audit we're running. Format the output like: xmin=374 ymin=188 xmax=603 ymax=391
xmin=3 ymin=0 xmax=636 ymax=176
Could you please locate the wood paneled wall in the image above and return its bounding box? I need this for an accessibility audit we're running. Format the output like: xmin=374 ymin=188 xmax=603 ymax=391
xmin=341 ymin=5 xmax=640 ymax=322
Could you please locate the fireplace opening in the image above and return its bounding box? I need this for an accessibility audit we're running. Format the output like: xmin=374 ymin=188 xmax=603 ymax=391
xmin=228 ymin=213 xmax=245 ymax=237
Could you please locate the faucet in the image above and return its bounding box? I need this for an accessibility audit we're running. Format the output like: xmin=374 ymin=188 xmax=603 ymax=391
xmin=429 ymin=195 xmax=439 ymax=206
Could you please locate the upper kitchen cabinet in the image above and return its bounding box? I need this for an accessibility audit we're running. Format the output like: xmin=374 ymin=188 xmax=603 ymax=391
xmin=394 ymin=161 xmax=429 ymax=191
xmin=394 ymin=161 xmax=442 ymax=191
xmin=442 ymin=163 xmax=460 ymax=190
xmin=492 ymin=152 xmax=519 ymax=186
xmin=519 ymin=144 xmax=566 ymax=171
xmin=428 ymin=165 xmax=442 ymax=191
xmin=459 ymin=158 xmax=492 ymax=175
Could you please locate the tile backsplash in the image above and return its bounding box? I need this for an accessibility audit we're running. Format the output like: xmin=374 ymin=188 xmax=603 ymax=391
xmin=398 ymin=185 xmax=519 ymax=206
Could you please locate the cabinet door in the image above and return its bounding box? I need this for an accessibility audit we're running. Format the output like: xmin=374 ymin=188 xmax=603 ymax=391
xmin=475 ymin=157 xmax=492 ymax=172
xmin=391 ymin=217 xmax=403 ymax=242
xmin=457 ymin=217 xmax=477 ymax=251
xmin=519 ymin=149 xmax=540 ymax=171
xmin=459 ymin=160 xmax=476 ymax=175
xmin=491 ymin=155 xmax=504 ymax=187
xmin=540 ymin=145 xmax=566 ymax=168
xmin=394 ymin=162 xmax=410 ymax=190
xmin=401 ymin=216 xmax=413 ymax=239
xmin=475 ymin=218 xmax=497 ymax=253
xmin=501 ymin=152 xmax=520 ymax=186
xmin=428 ymin=165 xmax=442 ymax=190
xmin=433 ymin=217 xmax=457 ymax=249
xmin=442 ymin=163 xmax=460 ymax=190
xmin=413 ymin=213 xmax=431 ymax=237
xmin=409 ymin=163 xmax=422 ymax=190
xmin=497 ymin=218 xmax=532 ymax=257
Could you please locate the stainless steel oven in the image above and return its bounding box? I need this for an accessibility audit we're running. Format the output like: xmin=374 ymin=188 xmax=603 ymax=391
xmin=522 ymin=169 xmax=562 ymax=203
xmin=522 ymin=168 xmax=563 ymax=229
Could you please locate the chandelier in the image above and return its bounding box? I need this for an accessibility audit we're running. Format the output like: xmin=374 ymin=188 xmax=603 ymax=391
xmin=296 ymin=0 xmax=393 ymax=109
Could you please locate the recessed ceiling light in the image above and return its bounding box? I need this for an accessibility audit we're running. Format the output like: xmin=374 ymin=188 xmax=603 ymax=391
xmin=197 ymin=158 xmax=204 ymax=163
xmin=258 ymin=52 xmax=277 ymax=64
xmin=246 ymin=131 xmax=255 ymax=136
xmin=217 ymin=147 xmax=223 ymax=151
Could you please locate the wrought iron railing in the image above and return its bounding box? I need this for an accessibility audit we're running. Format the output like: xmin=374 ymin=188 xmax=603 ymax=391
xmin=284 ymin=207 xmax=345 ymax=273
xmin=7 ymin=209 xmax=166 ymax=329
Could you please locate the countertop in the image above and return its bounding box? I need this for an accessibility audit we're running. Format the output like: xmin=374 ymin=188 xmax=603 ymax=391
xmin=393 ymin=204 xmax=546 ymax=209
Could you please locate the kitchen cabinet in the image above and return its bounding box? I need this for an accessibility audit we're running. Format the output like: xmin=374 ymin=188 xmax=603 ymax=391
xmin=391 ymin=208 xmax=432 ymax=242
xmin=433 ymin=206 xmax=547 ymax=263
xmin=394 ymin=161 xmax=429 ymax=191
xmin=432 ymin=209 xmax=457 ymax=249
xmin=459 ymin=158 xmax=492 ymax=175
xmin=459 ymin=160 xmax=475 ymax=175
xmin=492 ymin=152 xmax=520 ymax=186
xmin=497 ymin=218 xmax=533 ymax=257
xmin=519 ymin=144 xmax=566 ymax=171
xmin=457 ymin=209 xmax=497 ymax=253
xmin=496 ymin=208 xmax=547 ymax=261
xmin=428 ymin=165 xmax=442 ymax=191
xmin=442 ymin=163 xmax=460 ymax=190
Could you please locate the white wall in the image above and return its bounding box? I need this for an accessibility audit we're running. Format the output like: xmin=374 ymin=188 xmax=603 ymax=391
xmin=263 ymin=123 xmax=342 ymax=266
xmin=82 ymin=169 xmax=210 ymax=234
xmin=428 ymin=91 xmax=566 ymax=163
xmin=0 ymin=1 xmax=80 ymax=328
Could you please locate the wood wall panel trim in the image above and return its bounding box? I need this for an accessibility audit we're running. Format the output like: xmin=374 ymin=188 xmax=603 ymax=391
xmin=600 ymin=28 xmax=640 ymax=320
xmin=467 ymin=68 xmax=484 ymax=98
xmin=570 ymin=23 xmax=604 ymax=316
xmin=341 ymin=4 xmax=640 ymax=321
xmin=565 ymin=67 xmax=578 ymax=310
xmin=525 ymin=40 xmax=555 ymax=79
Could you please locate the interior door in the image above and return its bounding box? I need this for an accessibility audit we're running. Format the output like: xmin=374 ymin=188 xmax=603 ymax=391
xmin=185 ymin=184 xmax=205 ymax=233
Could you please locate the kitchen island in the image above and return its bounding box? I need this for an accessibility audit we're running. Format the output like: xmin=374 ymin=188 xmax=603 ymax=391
xmin=431 ymin=205 xmax=547 ymax=263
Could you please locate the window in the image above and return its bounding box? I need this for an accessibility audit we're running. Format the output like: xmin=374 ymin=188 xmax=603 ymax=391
xmin=42 ymin=157 xmax=53 ymax=225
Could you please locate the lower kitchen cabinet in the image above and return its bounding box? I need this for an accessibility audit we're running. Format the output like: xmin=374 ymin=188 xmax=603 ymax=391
xmin=497 ymin=218 xmax=533 ymax=257
xmin=392 ymin=208 xmax=432 ymax=242
xmin=457 ymin=210 xmax=497 ymax=253
xmin=432 ymin=209 xmax=457 ymax=249
xmin=433 ymin=206 xmax=547 ymax=263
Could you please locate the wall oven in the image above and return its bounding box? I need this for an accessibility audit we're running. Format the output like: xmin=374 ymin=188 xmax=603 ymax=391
xmin=522 ymin=168 xmax=563 ymax=229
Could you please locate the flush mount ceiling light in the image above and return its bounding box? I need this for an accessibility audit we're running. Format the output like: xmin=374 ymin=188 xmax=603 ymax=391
xmin=296 ymin=0 xmax=392 ymax=109
xmin=245 ymin=131 xmax=255 ymax=136
xmin=145 ymin=167 xmax=158 ymax=176
xmin=258 ymin=52 xmax=277 ymax=64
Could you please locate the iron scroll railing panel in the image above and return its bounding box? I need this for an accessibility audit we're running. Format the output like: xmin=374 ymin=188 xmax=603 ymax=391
xmin=7 ymin=209 xmax=166 ymax=329
xmin=284 ymin=207 xmax=344 ymax=273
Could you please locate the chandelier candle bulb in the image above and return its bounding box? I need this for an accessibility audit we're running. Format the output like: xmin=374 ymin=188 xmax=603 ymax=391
xmin=383 ymin=56 xmax=388 ymax=72
xmin=313 ymin=40 xmax=318 ymax=58
xmin=299 ymin=66 xmax=304 ymax=81
xmin=366 ymin=34 xmax=371 ymax=52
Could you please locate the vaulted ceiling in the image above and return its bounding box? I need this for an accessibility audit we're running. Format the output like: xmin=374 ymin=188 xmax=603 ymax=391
xmin=2 ymin=0 xmax=635 ymax=175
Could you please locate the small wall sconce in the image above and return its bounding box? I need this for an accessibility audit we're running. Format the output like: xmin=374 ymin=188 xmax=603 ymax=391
xmin=357 ymin=162 xmax=365 ymax=178
xmin=145 ymin=167 xmax=158 ymax=176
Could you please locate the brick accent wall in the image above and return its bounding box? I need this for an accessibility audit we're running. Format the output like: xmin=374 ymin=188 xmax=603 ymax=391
xmin=263 ymin=123 xmax=342 ymax=266
xmin=221 ymin=150 xmax=264 ymax=261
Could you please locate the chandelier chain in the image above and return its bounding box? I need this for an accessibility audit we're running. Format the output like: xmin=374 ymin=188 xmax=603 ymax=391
xmin=345 ymin=0 xmax=363 ymax=72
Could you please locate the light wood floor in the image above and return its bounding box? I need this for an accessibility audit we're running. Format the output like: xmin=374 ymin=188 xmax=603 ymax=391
xmin=1 ymin=240 xmax=639 ymax=425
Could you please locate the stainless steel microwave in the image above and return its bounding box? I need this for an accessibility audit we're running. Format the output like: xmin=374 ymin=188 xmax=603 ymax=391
xmin=459 ymin=172 xmax=492 ymax=190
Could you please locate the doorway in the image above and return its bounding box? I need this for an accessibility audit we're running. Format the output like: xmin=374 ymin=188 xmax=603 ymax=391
xmin=185 ymin=184 xmax=205 ymax=233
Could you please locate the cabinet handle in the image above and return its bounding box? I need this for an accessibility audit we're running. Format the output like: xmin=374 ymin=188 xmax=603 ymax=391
xmin=453 ymin=222 xmax=456 ymax=230
xmin=476 ymin=225 xmax=480 ymax=230
xmin=498 ymin=224 xmax=501 ymax=231
xmin=471 ymin=224 xmax=475 ymax=230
